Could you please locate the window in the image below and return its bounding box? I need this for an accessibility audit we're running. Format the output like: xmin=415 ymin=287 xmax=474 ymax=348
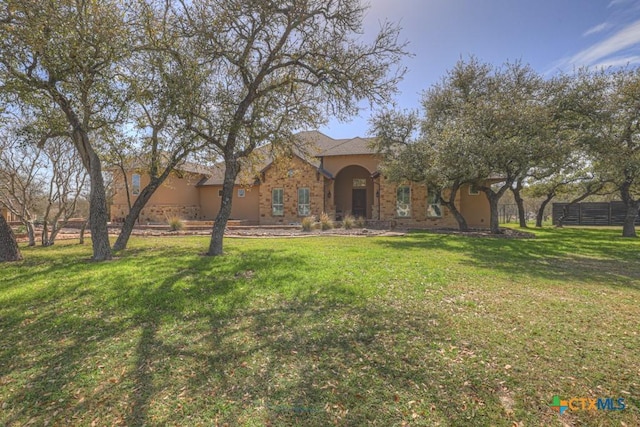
xmin=353 ymin=178 xmax=366 ymax=188
xmin=298 ymin=188 xmax=310 ymax=216
xmin=238 ymin=188 xmax=246 ymax=198
xmin=469 ymin=184 xmax=480 ymax=195
xmin=132 ymin=174 xmax=140 ymax=196
xmin=272 ymin=188 xmax=284 ymax=216
xmin=427 ymin=189 xmax=442 ymax=218
xmin=396 ymin=186 xmax=411 ymax=217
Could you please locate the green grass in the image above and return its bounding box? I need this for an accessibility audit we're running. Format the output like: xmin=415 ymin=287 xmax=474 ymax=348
xmin=1 ymin=228 xmax=639 ymax=426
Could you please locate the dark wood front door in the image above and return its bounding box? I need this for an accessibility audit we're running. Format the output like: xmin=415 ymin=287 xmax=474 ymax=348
xmin=352 ymin=189 xmax=366 ymax=218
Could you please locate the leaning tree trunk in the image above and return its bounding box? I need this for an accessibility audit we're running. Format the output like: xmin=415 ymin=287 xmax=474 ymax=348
xmin=556 ymin=183 xmax=605 ymax=228
xmin=112 ymin=151 xmax=186 ymax=252
xmin=0 ymin=214 xmax=22 ymax=262
xmin=535 ymin=193 xmax=554 ymax=228
xmin=207 ymin=159 xmax=240 ymax=256
xmin=113 ymin=180 xmax=163 ymax=251
xmin=448 ymin=204 xmax=469 ymax=232
xmin=620 ymin=181 xmax=638 ymax=238
xmin=511 ymin=178 xmax=527 ymax=228
xmin=440 ymin=182 xmax=469 ymax=231
xmin=57 ymin=95 xmax=112 ymax=260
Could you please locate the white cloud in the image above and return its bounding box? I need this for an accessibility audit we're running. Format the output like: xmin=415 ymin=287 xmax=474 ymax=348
xmin=583 ymin=22 xmax=609 ymax=36
xmin=569 ymin=19 xmax=640 ymax=66
xmin=589 ymin=55 xmax=640 ymax=68
xmin=608 ymin=0 xmax=631 ymax=8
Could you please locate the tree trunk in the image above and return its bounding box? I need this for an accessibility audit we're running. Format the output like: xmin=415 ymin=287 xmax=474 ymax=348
xmin=41 ymin=220 xmax=49 ymax=246
xmin=112 ymin=168 xmax=178 ymax=251
xmin=448 ymin=204 xmax=469 ymax=231
xmin=54 ymin=92 xmax=112 ymax=260
xmin=487 ymin=193 xmax=501 ymax=234
xmin=79 ymin=219 xmax=88 ymax=245
xmin=440 ymin=181 xmax=468 ymax=231
xmin=26 ymin=221 xmax=36 ymax=246
xmin=512 ymin=178 xmax=527 ymax=228
xmin=207 ymin=159 xmax=240 ymax=256
xmin=86 ymin=149 xmax=112 ymax=260
xmin=42 ymin=222 xmax=62 ymax=247
xmin=620 ymin=181 xmax=638 ymax=238
xmin=112 ymin=198 xmax=146 ymax=252
xmin=535 ymin=193 xmax=554 ymax=228
xmin=555 ymin=183 xmax=605 ymax=228
xmin=482 ymin=180 xmax=513 ymax=234
xmin=0 ymin=214 xmax=22 ymax=262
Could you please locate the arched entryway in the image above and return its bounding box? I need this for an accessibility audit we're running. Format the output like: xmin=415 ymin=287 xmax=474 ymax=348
xmin=333 ymin=165 xmax=374 ymax=219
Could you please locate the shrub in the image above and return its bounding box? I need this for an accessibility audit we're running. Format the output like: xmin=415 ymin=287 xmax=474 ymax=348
xmin=167 ymin=216 xmax=185 ymax=231
xmin=319 ymin=212 xmax=334 ymax=230
xmin=342 ymin=214 xmax=355 ymax=230
xmin=355 ymin=216 xmax=366 ymax=228
xmin=301 ymin=216 xmax=315 ymax=232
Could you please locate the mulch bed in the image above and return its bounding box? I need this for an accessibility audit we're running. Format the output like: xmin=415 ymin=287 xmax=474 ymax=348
xmin=14 ymin=226 xmax=535 ymax=242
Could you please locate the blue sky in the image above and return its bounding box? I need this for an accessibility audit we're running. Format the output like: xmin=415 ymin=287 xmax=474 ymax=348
xmin=320 ymin=0 xmax=640 ymax=138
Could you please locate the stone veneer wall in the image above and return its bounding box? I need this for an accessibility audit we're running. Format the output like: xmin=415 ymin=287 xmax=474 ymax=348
xmin=375 ymin=176 xmax=460 ymax=228
xmin=110 ymin=204 xmax=201 ymax=224
xmin=259 ymin=156 xmax=326 ymax=224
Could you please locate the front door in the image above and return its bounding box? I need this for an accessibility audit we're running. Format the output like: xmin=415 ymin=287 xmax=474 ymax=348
xmin=352 ymin=189 xmax=366 ymax=218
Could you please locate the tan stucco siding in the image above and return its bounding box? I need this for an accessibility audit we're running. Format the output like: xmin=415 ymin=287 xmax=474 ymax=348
xmin=199 ymin=185 xmax=260 ymax=222
xmin=321 ymin=154 xmax=380 ymax=176
xmin=259 ymin=156 xmax=325 ymax=224
xmin=110 ymin=171 xmax=203 ymax=222
xmin=459 ymin=184 xmax=490 ymax=227
xmin=1 ymin=207 xmax=17 ymax=222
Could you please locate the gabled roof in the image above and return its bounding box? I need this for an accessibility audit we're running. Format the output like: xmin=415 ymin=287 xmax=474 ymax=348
xmin=175 ymin=161 xmax=212 ymax=176
xmin=106 ymin=153 xmax=211 ymax=177
xmin=315 ymin=136 xmax=377 ymax=157
xmin=195 ymin=130 xmax=375 ymax=186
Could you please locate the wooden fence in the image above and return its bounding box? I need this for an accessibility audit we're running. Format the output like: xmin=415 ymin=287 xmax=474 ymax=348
xmin=552 ymin=202 xmax=640 ymax=226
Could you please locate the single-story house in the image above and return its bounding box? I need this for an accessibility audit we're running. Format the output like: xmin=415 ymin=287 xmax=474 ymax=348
xmin=110 ymin=131 xmax=491 ymax=227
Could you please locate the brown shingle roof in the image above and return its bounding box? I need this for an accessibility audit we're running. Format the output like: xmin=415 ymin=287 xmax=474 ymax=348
xmin=315 ymin=137 xmax=377 ymax=157
xmin=196 ymin=131 xmax=374 ymax=186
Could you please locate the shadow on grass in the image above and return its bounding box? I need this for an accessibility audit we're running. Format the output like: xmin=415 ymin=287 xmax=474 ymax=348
xmin=2 ymin=233 xmax=639 ymax=426
xmin=0 ymin=241 xmax=513 ymax=426
xmin=376 ymin=228 xmax=640 ymax=291
xmin=0 ymin=245 xmax=310 ymax=426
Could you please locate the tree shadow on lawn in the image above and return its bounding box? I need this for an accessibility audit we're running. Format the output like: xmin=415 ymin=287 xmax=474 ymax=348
xmin=376 ymin=228 xmax=640 ymax=292
xmin=0 ymin=243 xmax=527 ymax=426
xmin=0 ymin=247 xmax=307 ymax=426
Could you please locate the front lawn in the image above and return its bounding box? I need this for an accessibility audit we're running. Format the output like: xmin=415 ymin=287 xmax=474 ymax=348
xmin=1 ymin=228 xmax=638 ymax=426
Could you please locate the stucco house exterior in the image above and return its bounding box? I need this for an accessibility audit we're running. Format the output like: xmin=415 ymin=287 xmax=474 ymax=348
xmin=1 ymin=207 xmax=18 ymax=222
xmin=110 ymin=131 xmax=492 ymax=228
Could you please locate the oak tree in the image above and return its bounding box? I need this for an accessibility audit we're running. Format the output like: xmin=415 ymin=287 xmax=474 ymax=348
xmin=180 ymin=0 xmax=407 ymax=255
xmin=0 ymin=0 xmax=132 ymax=260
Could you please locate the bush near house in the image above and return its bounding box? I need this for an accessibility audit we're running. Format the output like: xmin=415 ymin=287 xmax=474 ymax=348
xmin=301 ymin=216 xmax=315 ymax=232
xmin=342 ymin=214 xmax=355 ymax=229
xmin=167 ymin=216 xmax=185 ymax=231
xmin=319 ymin=212 xmax=334 ymax=230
